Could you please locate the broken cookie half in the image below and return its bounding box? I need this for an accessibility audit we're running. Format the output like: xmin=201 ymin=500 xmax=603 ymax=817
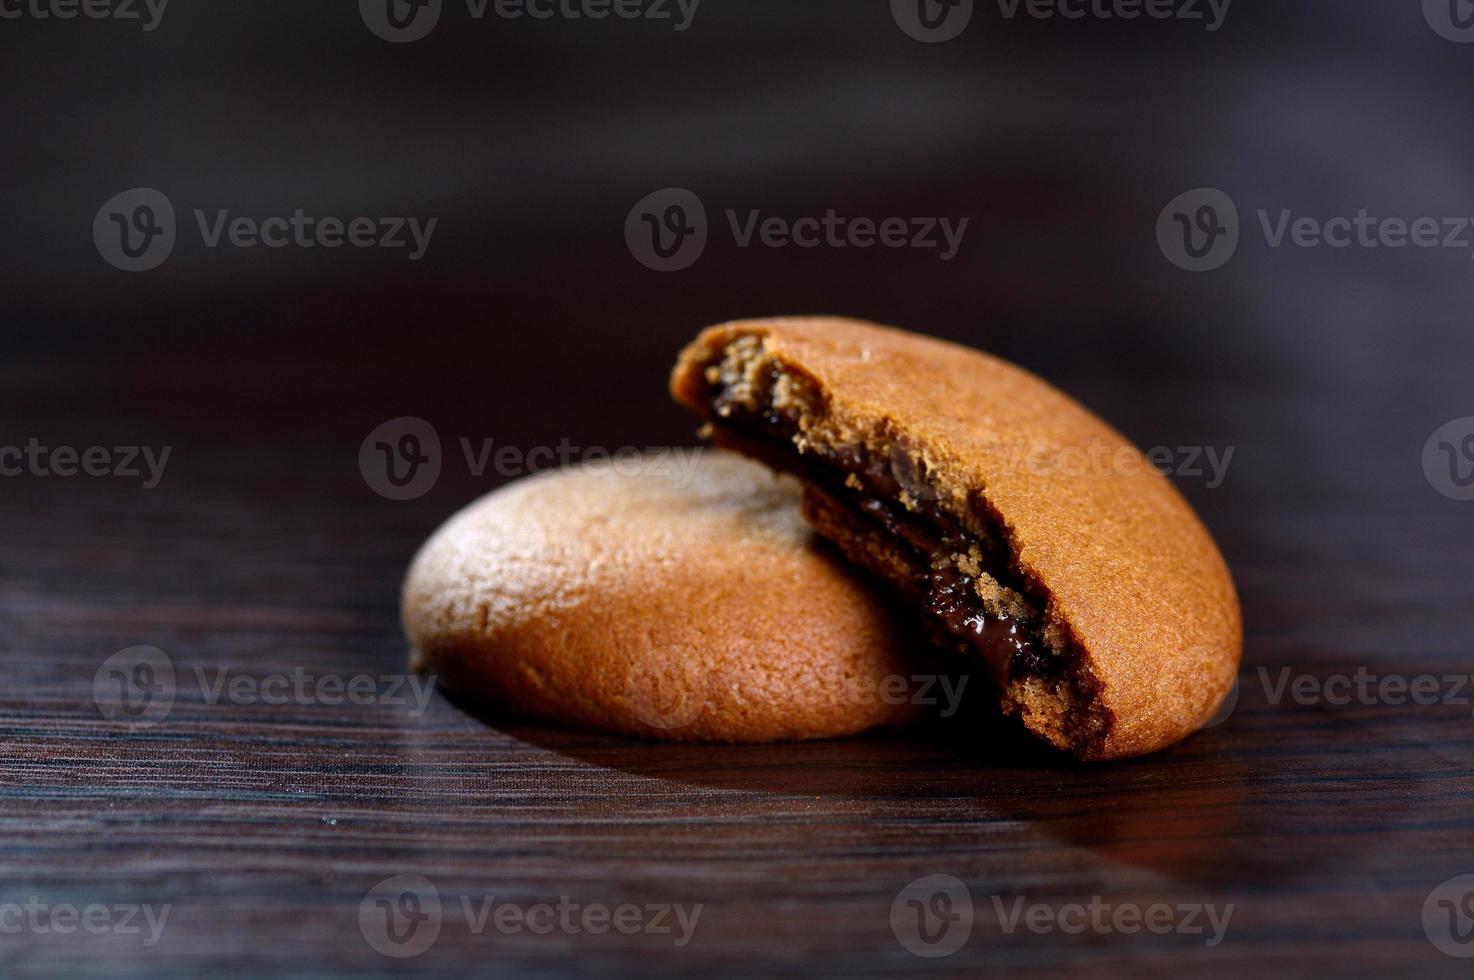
xmin=671 ymin=316 xmax=1242 ymax=761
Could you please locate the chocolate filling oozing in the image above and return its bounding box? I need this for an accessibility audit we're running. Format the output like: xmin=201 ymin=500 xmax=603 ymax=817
xmin=708 ymin=384 xmax=1057 ymax=691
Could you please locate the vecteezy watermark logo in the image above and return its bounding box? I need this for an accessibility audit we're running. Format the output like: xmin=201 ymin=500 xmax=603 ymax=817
xmin=0 ymin=897 xmax=172 ymax=947
xmin=892 ymin=876 xmax=1233 ymax=953
xmin=991 ymin=895 xmax=1234 ymax=945
xmin=93 ymin=647 xmax=439 ymax=724
xmin=1161 ymin=189 xmax=1474 ymax=271
xmin=194 ymin=667 xmax=437 ymax=715
xmin=94 ymin=189 xmax=437 ymax=272
xmin=93 ymin=646 xmax=176 ymax=726
xmin=1256 ymin=666 xmax=1474 ymax=713
xmin=996 ymin=439 xmax=1235 ymax=488
xmin=626 ymin=188 xmax=970 ymax=271
xmin=0 ymin=0 xmax=169 ymax=30
xmin=894 ymin=0 xmax=1230 ymax=41
xmin=1255 ymin=209 xmax=1474 ymax=256
xmin=625 ymin=188 xmax=707 ymax=272
xmin=1423 ymin=418 xmax=1474 ymax=502
xmin=844 ymin=674 xmax=971 ymax=718
xmin=0 ymin=439 xmax=171 ymax=488
xmin=1425 ymin=0 xmax=1474 ymax=43
xmin=624 ymin=656 xmax=708 ymax=731
xmin=1425 ymin=875 xmax=1474 ymax=957
xmin=1157 ymin=188 xmax=1239 ymax=272
xmin=892 ymin=0 xmax=973 ymax=43
xmin=995 ymin=0 xmax=1230 ymax=31
xmin=360 ymin=875 xmax=443 ymax=958
xmin=359 ymin=417 xmax=706 ymax=500
xmin=624 ymin=669 xmax=972 ymax=734
xmin=360 ymin=0 xmax=443 ymax=42
xmin=891 ymin=874 xmax=973 ymax=958
xmin=918 ymin=425 xmax=1236 ymax=490
xmin=359 ymin=876 xmax=702 ymax=958
xmin=361 ymin=0 xmax=699 ymax=42
xmin=94 ymin=188 xmax=176 ymax=273
xmin=360 ymin=417 xmax=443 ymax=501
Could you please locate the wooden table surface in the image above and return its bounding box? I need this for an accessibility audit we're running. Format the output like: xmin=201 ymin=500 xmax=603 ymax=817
xmin=5 ymin=1 xmax=1473 ymax=975
xmin=2 ymin=301 xmax=1470 ymax=979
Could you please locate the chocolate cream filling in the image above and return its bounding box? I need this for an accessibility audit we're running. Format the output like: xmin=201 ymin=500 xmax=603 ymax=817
xmin=701 ymin=356 xmax=1061 ymax=693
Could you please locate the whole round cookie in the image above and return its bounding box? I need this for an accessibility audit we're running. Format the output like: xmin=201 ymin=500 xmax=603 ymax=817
xmin=671 ymin=317 xmax=1243 ymax=761
xmin=401 ymin=450 xmax=920 ymax=742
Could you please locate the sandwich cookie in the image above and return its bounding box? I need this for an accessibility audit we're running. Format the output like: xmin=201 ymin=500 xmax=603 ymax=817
xmin=671 ymin=317 xmax=1242 ymax=760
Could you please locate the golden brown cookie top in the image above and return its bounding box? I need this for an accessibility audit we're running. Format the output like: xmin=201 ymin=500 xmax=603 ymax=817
xmin=401 ymin=450 xmax=923 ymax=742
xmin=672 ymin=317 xmax=1242 ymax=759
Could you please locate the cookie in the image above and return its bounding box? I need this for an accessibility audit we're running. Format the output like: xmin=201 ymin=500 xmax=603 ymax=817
xmin=401 ymin=449 xmax=921 ymax=742
xmin=671 ymin=317 xmax=1242 ymax=760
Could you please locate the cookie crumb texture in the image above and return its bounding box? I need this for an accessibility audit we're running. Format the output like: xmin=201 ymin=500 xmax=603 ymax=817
xmin=672 ymin=317 xmax=1243 ymax=760
xmin=401 ymin=451 xmax=919 ymax=743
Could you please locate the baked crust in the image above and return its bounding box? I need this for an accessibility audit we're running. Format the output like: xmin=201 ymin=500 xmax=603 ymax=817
xmin=401 ymin=449 xmax=920 ymax=742
xmin=671 ymin=317 xmax=1242 ymax=760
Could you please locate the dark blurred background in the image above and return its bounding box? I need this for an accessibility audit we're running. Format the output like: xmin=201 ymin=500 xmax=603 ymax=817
xmin=3 ymin=0 xmax=1470 ymax=622
xmin=4 ymin=3 xmax=1474 ymax=974
xmin=7 ymin=6 xmax=1471 ymax=381
xmin=6 ymin=0 xmax=1472 ymax=605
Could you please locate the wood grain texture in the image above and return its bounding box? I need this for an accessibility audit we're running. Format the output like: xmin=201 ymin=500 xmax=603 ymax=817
xmin=6 ymin=1 xmax=1474 ymax=974
xmin=0 ymin=313 xmax=1471 ymax=979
